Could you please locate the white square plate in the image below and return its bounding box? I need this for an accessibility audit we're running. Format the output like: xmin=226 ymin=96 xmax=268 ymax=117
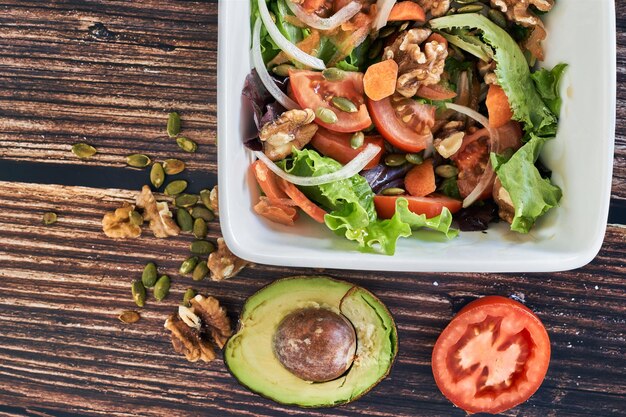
xmin=217 ymin=0 xmax=616 ymax=272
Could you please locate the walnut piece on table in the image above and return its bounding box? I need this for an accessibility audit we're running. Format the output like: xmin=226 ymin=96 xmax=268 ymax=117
xmin=190 ymin=295 xmax=233 ymax=349
xmin=416 ymin=0 xmax=450 ymax=17
xmin=135 ymin=185 xmax=180 ymax=238
xmin=208 ymin=238 xmax=249 ymax=281
xmin=164 ymin=312 xmax=216 ymax=363
xmin=259 ymin=108 xmax=318 ymax=161
xmin=384 ymin=28 xmax=448 ymax=98
xmin=102 ymin=204 xmax=142 ymax=239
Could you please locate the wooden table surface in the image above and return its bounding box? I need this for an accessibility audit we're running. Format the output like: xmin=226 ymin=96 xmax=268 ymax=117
xmin=0 ymin=1 xmax=624 ymax=416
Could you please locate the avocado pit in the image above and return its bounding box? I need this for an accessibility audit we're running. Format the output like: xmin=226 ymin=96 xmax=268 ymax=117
xmin=273 ymin=307 xmax=357 ymax=382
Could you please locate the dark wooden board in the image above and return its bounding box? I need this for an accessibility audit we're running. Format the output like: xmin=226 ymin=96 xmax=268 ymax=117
xmin=0 ymin=1 xmax=625 ymax=416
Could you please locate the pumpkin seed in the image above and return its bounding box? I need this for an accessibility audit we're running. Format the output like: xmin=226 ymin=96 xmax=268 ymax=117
xmin=331 ymin=96 xmax=358 ymax=113
xmin=445 ymin=7 xmax=457 ymax=15
xmin=272 ymin=64 xmax=295 ymax=77
xmin=126 ymin=154 xmax=151 ymax=168
xmin=379 ymin=26 xmax=396 ymax=38
xmin=128 ymin=210 xmax=143 ymax=226
xmin=435 ymin=165 xmax=459 ymax=178
xmin=176 ymin=208 xmax=193 ymax=231
xmin=381 ymin=187 xmax=406 ymax=196
xmin=176 ymin=136 xmax=197 ymax=153
xmin=191 ymin=206 xmax=214 ymax=222
xmin=165 ymin=180 xmax=188 ymax=196
xmin=322 ymin=68 xmax=346 ymax=81
xmin=488 ymin=8 xmax=507 ymax=28
xmin=131 ymin=280 xmax=146 ymax=307
xmin=350 ymin=132 xmax=365 ymax=149
xmin=175 ymin=194 xmax=199 ymax=208
xmin=384 ymin=153 xmax=406 ymax=167
xmin=182 ymin=288 xmax=197 ymax=307
xmin=192 ymin=261 xmax=209 ymax=281
xmin=118 ymin=310 xmax=140 ymax=324
xmin=398 ymin=21 xmax=410 ymax=32
xmin=457 ymin=4 xmax=484 ymax=13
xmin=456 ymin=0 xmax=479 ymax=3
xmin=150 ymin=163 xmax=165 ymax=188
xmin=190 ymin=240 xmax=215 ymax=255
xmin=406 ymin=153 xmax=424 ymax=165
xmin=163 ymin=159 xmax=185 ymax=175
xmin=180 ymin=256 xmax=199 ymax=274
xmin=141 ymin=262 xmax=158 ymax=288
xmin=42 ymin=212 xmax=57 ymax=225
xmin=193 ymin=218 xmax=208 ymax=239
xmin=199 ymin=189 xmax=212 ymax=209
xmin=71 ymin=143 xmax=97 ymax=159
xmin=153 ymin=275 xmax=170 ymax=301
xmin=167 ymin=112 xmax=181 ymax=138
xmin=315 ymin=107 xmax=338 ymax=124
xmin=368 ymin=39 xmax=383 ymax=60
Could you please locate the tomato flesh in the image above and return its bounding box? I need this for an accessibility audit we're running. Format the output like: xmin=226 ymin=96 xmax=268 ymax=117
xmin=432 ymin=296 xmax=551 ymax=414
xmin=310 ymin=127 xmax=384 ymax=170
xmin=374 ymin=194 xmax=462 ymax=219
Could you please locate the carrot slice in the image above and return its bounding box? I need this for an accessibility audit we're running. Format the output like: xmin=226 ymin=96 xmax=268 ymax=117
xmin=277 ymin=178 xmax=327 ymax=223
xmin=364 ymin=59 xmax=399 ymax=101
xmin=251 ymin=160 xmax=288 ymax=200
xmin=387 ymin=1 xmax=426 ymax=22
xmin=404 ymin=159 xmax=436 ymax=197
xmin=486 ymin=84 xmax=513 ymax=128
xmin=254 ymin=197 xmax=298 ymax=226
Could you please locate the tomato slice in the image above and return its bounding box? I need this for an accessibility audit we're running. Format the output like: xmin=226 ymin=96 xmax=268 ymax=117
xmin=432 ymin=296 xmax=551 ymax=414
xmin=367 ymin=96 xmax=435 ymax=153
xmin=374 ymin=194 xmax=462 ymax=219
xmin=310 ymin=127 xmax=384 ymax=170
xmin=416 ymin=84 xmax=457 ymax=101
xmin=289 ymin=69 xmax=372 ymax=133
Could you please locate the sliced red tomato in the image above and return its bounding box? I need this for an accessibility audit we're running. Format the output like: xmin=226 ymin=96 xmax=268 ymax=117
xmin=416 ymin=84 xmax=457 ymax=101
xmin=367 ymin=96 xmax=435 ymax=153
xmin=432 ymin=296 xmax=551 ymax=414
xmin=310 ymin=127 xmax=384 ymax=170
xmin=374 ymin=194 xmax=462 ymax=219
xmin=289 ymin=69 xmax=372 ymax=133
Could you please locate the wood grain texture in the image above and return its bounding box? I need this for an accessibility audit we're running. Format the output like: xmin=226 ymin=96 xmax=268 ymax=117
xmin=0 ymin=1 xmax=624 ymax=416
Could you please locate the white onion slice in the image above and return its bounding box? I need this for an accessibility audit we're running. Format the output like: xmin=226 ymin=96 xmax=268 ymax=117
xmin=285 ymin=1 xmax=361 ymax=31
xmin=373 ymin=0 xmax=397 ymax=31
xmin=253 ymin=19 xmax=300 ymax=110
xmin=257 ymin=0 xmax=326 ymax=70
xmin=253 ymin=144 xmax=381 ymax=186
xmin=445 ymin=103 xmax=501 ymax=208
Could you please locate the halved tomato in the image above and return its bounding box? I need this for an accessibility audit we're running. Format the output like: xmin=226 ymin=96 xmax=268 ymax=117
xmin=310 ymin=127 xmax=384 ymax=170
xmin=432 ymin=296 xmax=551 ymax=415
xmin=289 ymin=69 xmax=372 ymax=133
xmin=374 ymin=194 xmax=462 ymax=219
xmin=367 ymin=96 xmax=435 ymax=153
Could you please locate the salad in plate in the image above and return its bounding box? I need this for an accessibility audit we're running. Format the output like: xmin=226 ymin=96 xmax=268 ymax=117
xmin=242 ymin=0 xmax=566 ymax=255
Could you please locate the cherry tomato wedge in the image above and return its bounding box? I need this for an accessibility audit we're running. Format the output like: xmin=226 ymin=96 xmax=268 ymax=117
xmin=432 ymin=296 xmax=551 ymax=415
xmin=367 ymin=96 xmax=435 ymax=153
xmin=289 ymin=69 xmax=372 ymax=133
xmin=310 ymin=127 xmax=384 ymax=170
xmin=374 ymin=194 xmax=462 ymax=219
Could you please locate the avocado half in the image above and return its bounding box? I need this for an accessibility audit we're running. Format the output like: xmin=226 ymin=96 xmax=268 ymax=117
xmin=224 ymin=276 xmax=398 ymax=408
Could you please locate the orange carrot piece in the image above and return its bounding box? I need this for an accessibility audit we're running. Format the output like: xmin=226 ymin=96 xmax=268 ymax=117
xmin=486 ymin=84 xmax=513 ymax=128
xmin=251 ymin=160 xmax=288 ymax=200
xmin=404 ymin=159 xmax=436 ymax=198
xmin=387 ymin=1 xmax=426 ymax=22
xmin=363 ymin=59 xmax=399 ymax=101
xmin=277 ymin=178 xmax=327 ymax=223
xmin=254 ymin=196 xmax=298 ymax=226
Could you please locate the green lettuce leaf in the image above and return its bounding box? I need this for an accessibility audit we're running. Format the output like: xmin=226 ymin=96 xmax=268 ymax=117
xmin=491 ymin=134 xmax=562 ymax=233
xmin=531 ymin=63 xmax=568 ymax=116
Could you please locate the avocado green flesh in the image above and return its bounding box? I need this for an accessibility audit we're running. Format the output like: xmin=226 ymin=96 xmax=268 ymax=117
xmin=224 ymin=276 xmax=397 ymax=407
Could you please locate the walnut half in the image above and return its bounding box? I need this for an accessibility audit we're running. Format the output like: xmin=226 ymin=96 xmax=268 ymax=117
xmin=208 ymin=238 xmax=248 ymax=281
xmin=102 ymin=204 xmax=142 ymax=239
xmin=135 ymin=185 xmax=180 ymax=238
xmin=259 ymin=108 xmax=318 ymax=161
xmin=417 ymin=0 xmax=451 ymax=17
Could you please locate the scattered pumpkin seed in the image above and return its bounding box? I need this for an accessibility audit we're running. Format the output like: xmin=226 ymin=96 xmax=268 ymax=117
xmin=126 ymin=154 xmax=151 ymax=168
xmin=272 ymin=64 xmax=295 ymax=77
xmin=175 ymin=194 xmax=199 ymax=208
xmin=176 ymin=136 xmax=197 ymax=153
xmin=190 ymin=240 xmax=215 ymax=255
xmin=384 ymin=153 xmax=407 ymax=167
xmin=180 ymin=256 xmax=199 ymax=274
xmin=118 ymin=310 xmax=140 ymax=324
xmin=350 ymin=132 xmax=365 ymax=149
xmin=398 ymin=21 xmax=410 ymax=32
xmin=199 ymin=189 xmax=212 ymax=209
xmin=165 ymin=180 xmax=188 ymax=196
xmin=322 ymin=68 xmax=346 ymax=81
xmin=193 ymin=218 xmax=208 ymax=239
xmin=381 ymin=187 xmax=406 ymax=196
xmin=167 ymin=112 xmax=181 ymax=138
xmin=379 ymin=26 xmax=396 ymax=38
xmin=42 ymin=212 xmax=57 ymax=225
xmin=128 ymin=210 xmax=143 ymax=226
xmin=191 ymin=206 xmax=214 ymax=222
xmin=182 ymin=288 xmax=197 ymax=307
xmin=368 ymin=39 xmax=383 ymax=60
xmin=435 ymin=164 xmax=459 ymax=178
xmin=176 ymin=208 xmax=194 ymax=232
xmin=163 ymin=159 xmax=185 ymax=175
xmin=488 ymin=8 xmax=507 ymax=28
xmin=406 ymin=153 xmax=424 ymax=165
xmin=456 ymin=0 xmax=479 ymax=4
xmin=71 ymin=143 xmax=97 ymax=159
xmin=445 ymin=7 xmax=457 ymax=15
xmin=131 ymin=280 xmax=146 ymax=307
xmin=331 ymin=96 xmax=358 ymax=113
xmin=457 ymin=4 xmax=484 ymax=13
xmin=141 ymin=262 xmax=158 ymax=288
xmin=150 ymin=163 xmax=165 ymax=188
xmin=315 ymin=107 xmax=338 ymax=124
xmin=192 ymin=261 xmax=209 ymax=281
xmin=154 ymin=275 xmax=171 ymax=301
